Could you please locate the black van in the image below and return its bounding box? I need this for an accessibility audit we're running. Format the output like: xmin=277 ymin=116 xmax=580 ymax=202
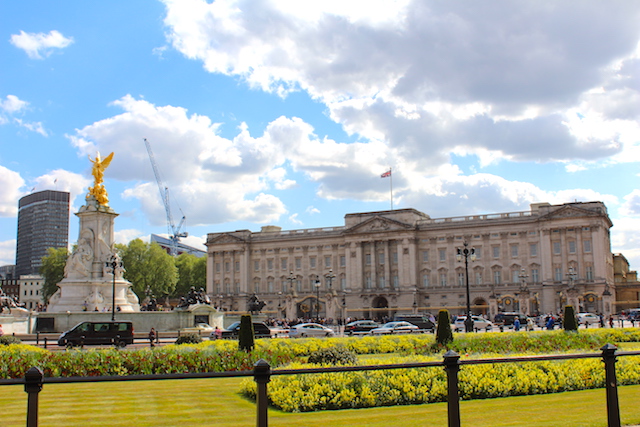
xmin=58 ymin=321 xmax=134 ymax=348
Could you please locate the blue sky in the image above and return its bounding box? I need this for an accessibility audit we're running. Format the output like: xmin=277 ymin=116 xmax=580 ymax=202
xmin=1 ymin=1 xmax=640 ymax=269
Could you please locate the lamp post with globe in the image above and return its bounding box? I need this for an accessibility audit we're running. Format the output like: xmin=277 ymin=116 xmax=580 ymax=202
xmin=456 ymin=241 xmax=476 ymax=332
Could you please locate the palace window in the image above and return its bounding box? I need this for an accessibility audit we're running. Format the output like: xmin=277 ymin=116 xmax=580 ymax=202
xmin=584 ymin=240 xmax=592 ymax=253
xmin=422 ymin=250 xmax=429 ymax=262
xmin=511 ymin=244 xmax=519 ymax=257
xmin=530 ymin=243 xmax=538 ymax=257
xmin=586 ymin=266 xmax=594 ymax=281
xmin=493 ymin=270 xmax=502 ymax=285
xmin=531 ymin=269 xmax=539 ymax=283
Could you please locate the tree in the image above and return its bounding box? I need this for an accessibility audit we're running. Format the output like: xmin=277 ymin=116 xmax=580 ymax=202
xmin=563 ymin=305 xmax=579 ymax=332
xmin=436 ymin=309 xmax=454 ymax=346
xmin=40 ymin=247 xmax=68 ymax=303
xmin=174 ymin=253 xmax=206 ymax=297
xmin=117 ymin=239 xmax=178 ymax=300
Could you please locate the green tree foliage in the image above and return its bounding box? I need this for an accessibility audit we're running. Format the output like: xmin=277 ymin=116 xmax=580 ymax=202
xmin=117 ymin=239 xmax=178 ymax=299
xmin=563 ymin=305 xmax=579 ymax=332
xmin=238 ymin=314 xmax=255 ymax=352
xmin=39 ymin=247 xmax=68 ymax=302
xmin=174 ymin=253 xmax=206 ymax=297
xmin=436 ymin=309 xmax=454 ymax=346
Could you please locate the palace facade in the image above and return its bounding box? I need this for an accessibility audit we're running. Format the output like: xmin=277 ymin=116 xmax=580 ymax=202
xmin=205 ymin=201 xmax=617 ymax=321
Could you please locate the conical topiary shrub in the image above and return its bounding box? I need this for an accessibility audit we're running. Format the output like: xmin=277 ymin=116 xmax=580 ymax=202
xmin=238 ymin=314 xmax=255 ymax=352
xmin=563 ymin=305 xmax=578 ymax=332
xmin=436 ymin=309 xmax=453 ymax=346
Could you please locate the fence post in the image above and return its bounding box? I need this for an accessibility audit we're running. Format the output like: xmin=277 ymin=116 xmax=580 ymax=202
xmin=24 ymin=367 xmax=44 ymax=427
xmin=443 ymin=350 xmax=461 ymax=427
xmin=254 ymin=359 xmax=271 ymax=427
xmin=601 ymin=344 xmax=621 ymax=427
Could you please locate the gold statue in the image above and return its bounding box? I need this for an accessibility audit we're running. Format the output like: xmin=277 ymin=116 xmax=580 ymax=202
xmin=88 ymin=152 xmax=114 ymax=206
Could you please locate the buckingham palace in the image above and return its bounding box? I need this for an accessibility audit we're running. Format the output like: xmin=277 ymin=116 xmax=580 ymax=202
xmin=205 ymin=201 xmax=618 ymax=321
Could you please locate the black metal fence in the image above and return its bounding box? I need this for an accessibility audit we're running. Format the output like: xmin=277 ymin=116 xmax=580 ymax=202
xmin=2 ymin=344 xmax=639 ymax=427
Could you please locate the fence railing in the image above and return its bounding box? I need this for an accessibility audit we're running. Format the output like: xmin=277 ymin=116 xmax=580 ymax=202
xmin=2 ymin=344 xmax=639 ymax=427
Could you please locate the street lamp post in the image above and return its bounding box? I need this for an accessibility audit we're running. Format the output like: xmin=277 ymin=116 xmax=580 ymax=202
xmin=105 ymin=254 xmax=123 ymax=322
xmin=287 ymin=271 xmax=296 ymax=294
xmin=456 ymin=241 xmax=476 ymax=332
xmin=314 ymin=280 xmax=321 ymax=321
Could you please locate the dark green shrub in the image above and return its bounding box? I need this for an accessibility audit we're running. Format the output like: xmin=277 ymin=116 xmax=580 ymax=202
xmin=238 ymin=314 xmax=255 ymax=352
xmin=436 ymin=309 xmax=453 ymax=346
xmin=563 ymin=305 xmax=578 ymax=332
xmin=174 ymin=333 xmax=202 ymax=345
xmin=0 ymin=335 xmax=21 ymax=345
xmin=308 ymin=346 xmax=357 ymax=365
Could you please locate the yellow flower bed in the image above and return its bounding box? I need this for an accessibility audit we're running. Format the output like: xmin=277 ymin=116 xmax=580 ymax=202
xmin=240 ymin=350 xmax=640 ymax=412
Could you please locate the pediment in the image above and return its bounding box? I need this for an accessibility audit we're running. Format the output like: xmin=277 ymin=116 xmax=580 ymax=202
xmin=345 ymin=215 xmax=413 ymax=234
xmin=539 ymin=205 xmax=602 ymax=220
xmin=207 ymin=233 xmax=246 ymax=245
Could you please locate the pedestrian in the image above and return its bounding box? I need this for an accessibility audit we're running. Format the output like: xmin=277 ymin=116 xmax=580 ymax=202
xmin=513 ymin=317 xmax=520 ymax=332
xmin=213 ymin=326 xmax=222 ymax=340
xmin=148 ymin=327 xmax=156 ymax=347
xmin=546 ymin=316 xmax=555 ymax=330
xmin=609 ymin=316 xmax=614 ymax=328
xmin=0 ymin=324 xmax=3 ymax=337
xmin=599 ymin=313 xmax=604 ymax=328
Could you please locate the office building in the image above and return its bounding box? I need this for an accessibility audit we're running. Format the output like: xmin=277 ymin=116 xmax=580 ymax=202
xmin=15 ymin=190 xmax=70 ymax=277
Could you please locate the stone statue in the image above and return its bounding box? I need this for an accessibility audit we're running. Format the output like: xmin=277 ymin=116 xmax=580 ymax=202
xmin=247 ymin=294 xmax=266 ymax=314
xmin=64 ymin=233 xmax=93 ymax=280
xmin=87 ymin=151 xmax=114 ymax=206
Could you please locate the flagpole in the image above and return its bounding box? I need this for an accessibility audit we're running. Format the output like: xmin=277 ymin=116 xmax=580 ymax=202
xmin=389 ymin=167 xmax=393 ymax=210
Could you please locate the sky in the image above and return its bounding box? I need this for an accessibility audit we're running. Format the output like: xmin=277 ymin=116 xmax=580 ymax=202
xmin=1 ymin=1 xmax=640 ymax=269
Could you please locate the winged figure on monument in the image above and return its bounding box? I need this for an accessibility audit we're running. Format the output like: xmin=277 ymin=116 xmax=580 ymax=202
xmin=88 ymin=151 xmax=114 ymax=206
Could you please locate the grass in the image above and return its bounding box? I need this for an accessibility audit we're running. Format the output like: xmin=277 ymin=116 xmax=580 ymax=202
xmin=1 ymin=378 xmax=640 ymax=427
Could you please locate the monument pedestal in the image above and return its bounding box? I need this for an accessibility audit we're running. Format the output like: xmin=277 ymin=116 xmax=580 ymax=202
xmin=47 ymin=194 xmax=140 ymax=313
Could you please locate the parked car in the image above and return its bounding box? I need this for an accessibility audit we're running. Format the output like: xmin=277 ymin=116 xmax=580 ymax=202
xmin=181 ymin=323 xmax=215 ymax=334
xmin=289 ymin=323 xmax=335 ymax=338
xmin=453 ymin=315 xmax=493 ymax=332
xmin=494 ymin=312 xmax=529 ymax=329
xmin=344 ymin=320 xmax=380 ymax=335
xmin=393 ymin=314 xmax=435 ymax=331
xmin=212 ymin=321 xmax=273 ymax=339
xmin=370 ymin=321 xmax=419 ymax=335
xmin=58 ymin=321 xmax=134 ymax=348
xmin=577 ymin=313 xmax=600 ymax=325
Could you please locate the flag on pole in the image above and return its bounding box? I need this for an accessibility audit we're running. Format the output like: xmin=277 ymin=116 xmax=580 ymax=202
xmin=381 ymin=170 xmax=391 ymax=178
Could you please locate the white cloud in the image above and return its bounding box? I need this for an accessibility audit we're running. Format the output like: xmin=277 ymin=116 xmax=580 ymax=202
xmin=0 ymin=239 xmax=16 ymax=266
xmin=1 ymin=95 xmax=29 ymax=114
xmin=619 ymin=190 xmax=640 ymax=217
xmin=288 ymin=213 xmax=302 ymax=225
xmin=10 ymin=30 xmax=74 ymax=59
xmin=70 ymin=95 xmax=288 ymax=226
xmin=162 ymin=0 xmax=640 ymax=169
xmin=0 ymin=166 xmax=25 ymax=217
xmin=306 ymin=206 xmax=320 ymax=215
xmin=13 ymin=118 xmax=48 ymax=137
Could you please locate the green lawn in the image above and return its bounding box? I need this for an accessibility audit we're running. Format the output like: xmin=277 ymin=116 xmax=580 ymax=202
xmin=1 ymin=378 xmax=639 ymax=427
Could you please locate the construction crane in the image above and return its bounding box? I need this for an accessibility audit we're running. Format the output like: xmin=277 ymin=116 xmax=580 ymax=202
xmin=144 ymin=138 xmax=188 ymax=256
